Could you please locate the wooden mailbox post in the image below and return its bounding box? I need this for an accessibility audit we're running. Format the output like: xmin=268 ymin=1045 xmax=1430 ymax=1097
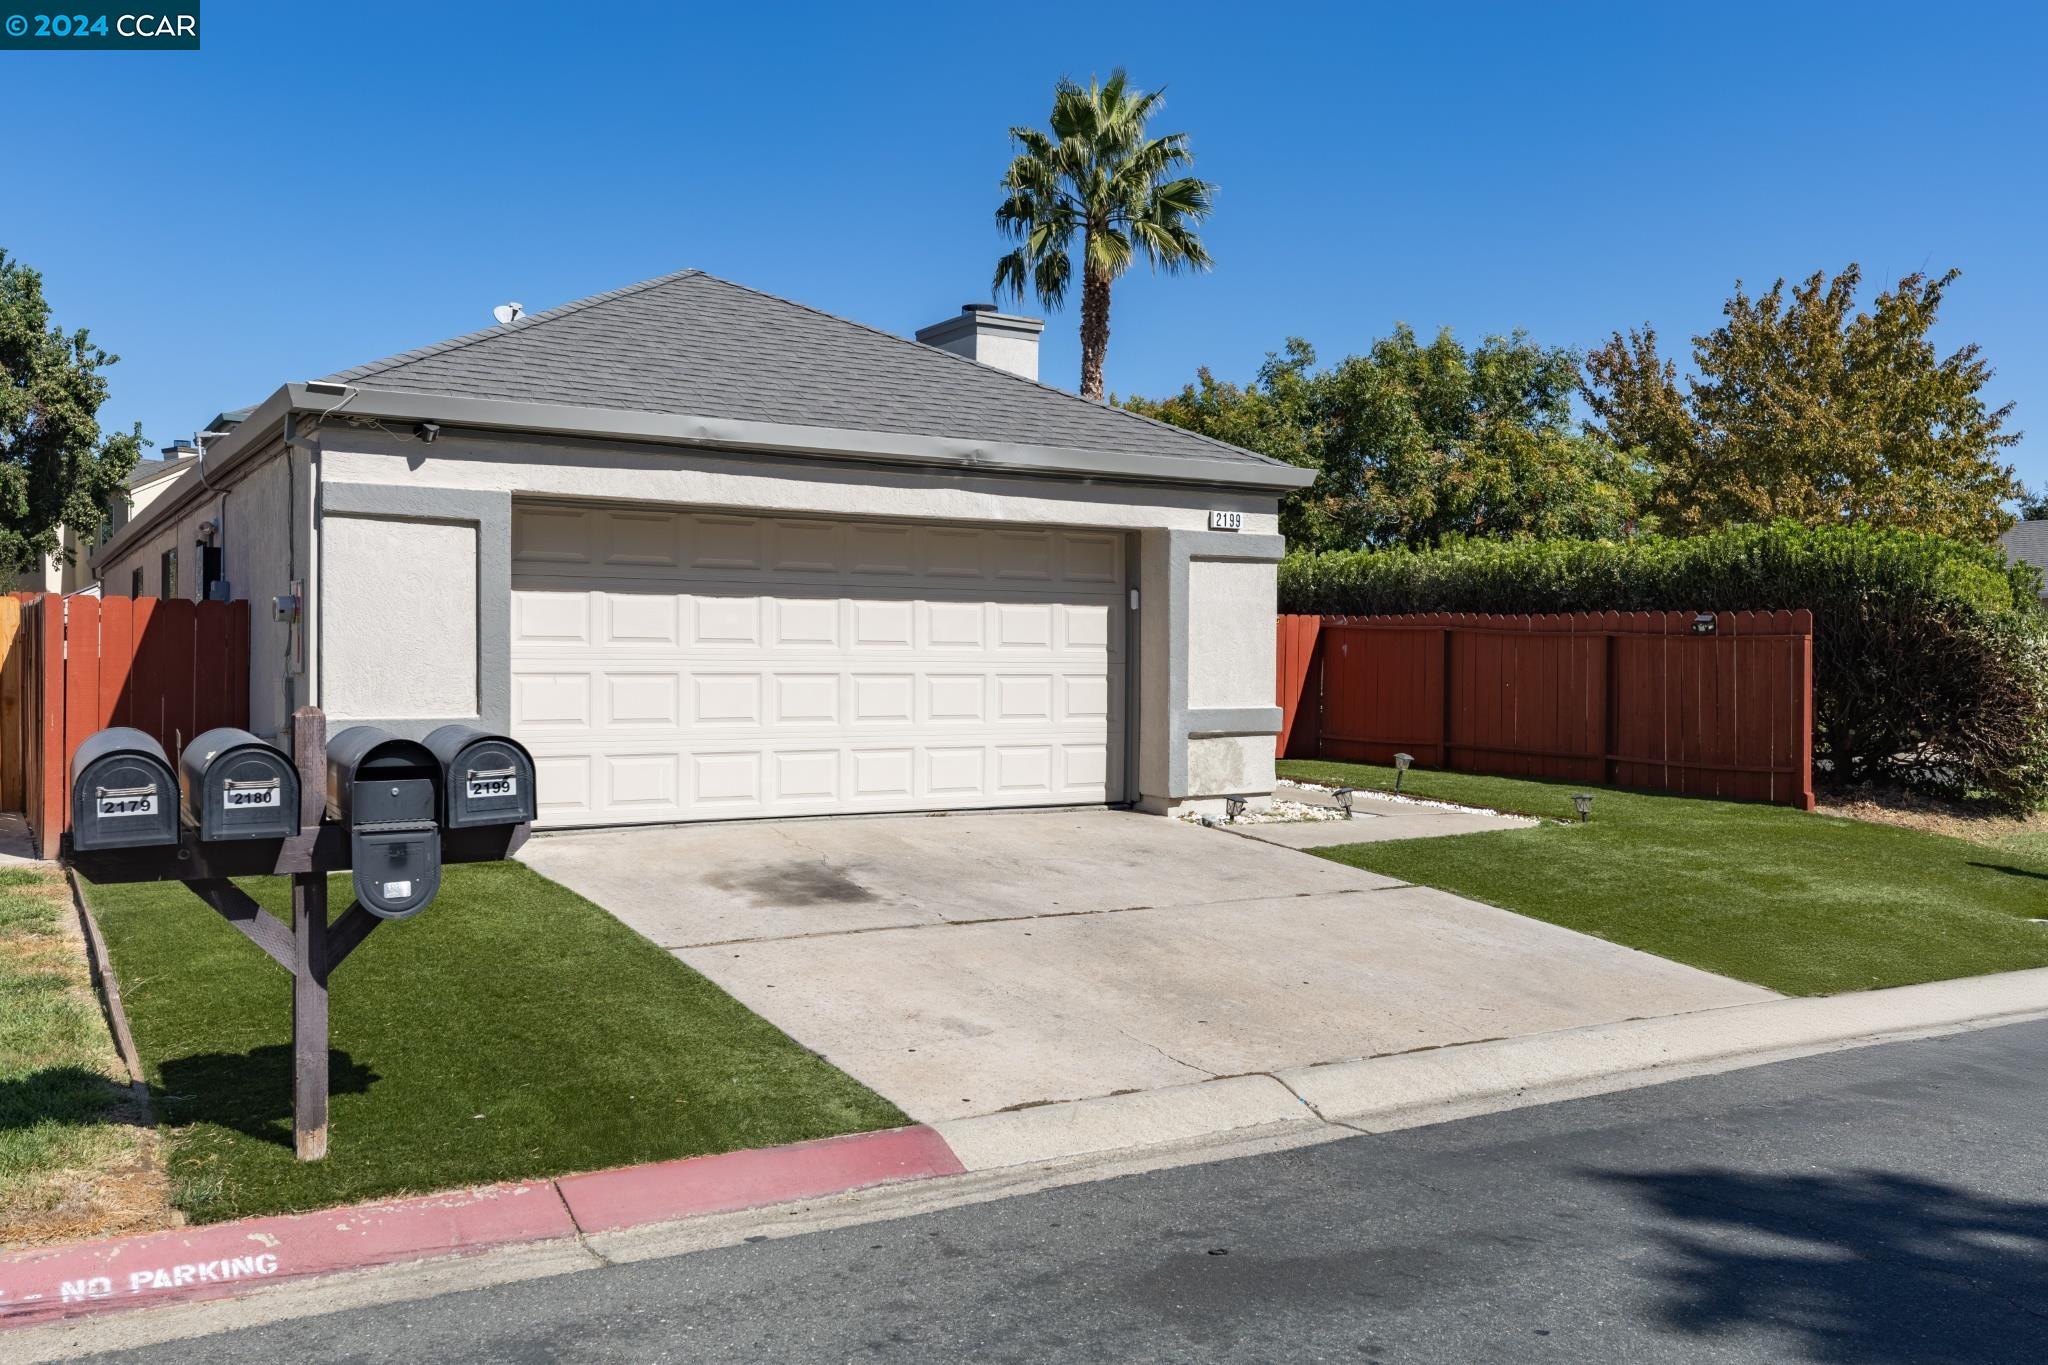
xmin=67 ymin=707 xmax=528 ymax=1161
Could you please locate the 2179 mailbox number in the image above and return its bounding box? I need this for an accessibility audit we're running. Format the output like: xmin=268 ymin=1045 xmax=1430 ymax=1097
xmin=96 ymin=793 xmax=157 ymax=818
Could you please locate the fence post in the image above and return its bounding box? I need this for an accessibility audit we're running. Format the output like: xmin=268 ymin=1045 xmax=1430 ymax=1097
xmin=1437 ymin=623 xmax=1454 ymax=767
xmin=1794 ymin=610 xmax=1816 ymax=810
xmin=36 ymin=597 xmax=65 ymax=858
xmin=1600 ymin=631 xmax=1615 ymax=786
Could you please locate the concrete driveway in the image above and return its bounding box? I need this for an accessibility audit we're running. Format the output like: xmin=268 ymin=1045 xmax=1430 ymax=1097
xmin=520 ymin=810 xmax=1774 ymax=1122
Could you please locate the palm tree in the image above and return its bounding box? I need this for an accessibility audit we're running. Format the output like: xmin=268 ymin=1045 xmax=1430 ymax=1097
xmin=993 ymin=71 xmax=1215 ymax=402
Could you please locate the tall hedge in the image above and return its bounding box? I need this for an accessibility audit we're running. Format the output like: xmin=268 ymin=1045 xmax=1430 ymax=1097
xmin=1279 ymin=524 xmax=2048 ymax=810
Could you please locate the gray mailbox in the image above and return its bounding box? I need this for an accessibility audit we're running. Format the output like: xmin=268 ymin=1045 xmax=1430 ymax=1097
xmin=325 ymin=726 xmax=442 ymax=920
xmin=423 ymin=724 xmax=536 ymax=828
xmin=71 ymin=728 xmax=181 ymax=851
xmin=179 ymin=727 xmax=303 ymax=842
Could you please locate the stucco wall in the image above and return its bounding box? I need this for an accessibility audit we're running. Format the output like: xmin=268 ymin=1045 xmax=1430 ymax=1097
xmin=1186 ymin=558 xmax=1277 ymax=710
xmin=321 ymin=516 xmax=478 ymax=723
xmin=97 ymin=496 xmax=217 ymax=599
xmin=226 ymin=450 xmax=299 ymax=742
xmin=92 ymin=445 xmax=302 ymax=743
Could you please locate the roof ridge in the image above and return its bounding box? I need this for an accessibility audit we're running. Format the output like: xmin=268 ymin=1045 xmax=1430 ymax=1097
xmin=689 ymin=274 xmax=1283 ymax=467
xmin=324 ymin=268 xmax=705 ymax=383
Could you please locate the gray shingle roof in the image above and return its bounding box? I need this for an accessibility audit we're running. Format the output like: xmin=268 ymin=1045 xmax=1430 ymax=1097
xmin=124 ymin=456 xmax=194 ymax=488
xmin=323 ymin=270 xmax=1277 ymax=470
xmin=2001 ymin=521 xmax=2048 ymax=585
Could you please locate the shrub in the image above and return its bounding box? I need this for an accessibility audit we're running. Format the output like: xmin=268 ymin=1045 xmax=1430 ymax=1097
xmin=1279 ymin=524 xmax=2048 ymax=810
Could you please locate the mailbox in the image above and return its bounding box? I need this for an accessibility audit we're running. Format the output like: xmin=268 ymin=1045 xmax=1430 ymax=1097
xmin=423 ymin=724 xmax=536 ymax=828
xmin=325 ymin=726 xmax=442 ymax=920
xmin=179 ymin=727 xmax=303 ymax=842
xmin=71 ymin=729 xmax=181 ymax=851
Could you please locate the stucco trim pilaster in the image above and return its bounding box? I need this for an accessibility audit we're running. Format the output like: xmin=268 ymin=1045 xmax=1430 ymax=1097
xmin=1161 ymin=530 xmax=1287 ymax=798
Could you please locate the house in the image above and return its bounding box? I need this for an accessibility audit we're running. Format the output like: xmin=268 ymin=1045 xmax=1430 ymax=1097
xmin=9 ymin=451 xmax=201 ymax=596
xmin=91 ymin=270 xmax=1311 ymax=827
xmin=2000 ymin=520 xmax=2048 ymax=604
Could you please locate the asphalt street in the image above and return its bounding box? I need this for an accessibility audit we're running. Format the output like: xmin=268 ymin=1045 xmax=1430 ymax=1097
xmin=86 ymin=1019 xmax=2048 ymax=1364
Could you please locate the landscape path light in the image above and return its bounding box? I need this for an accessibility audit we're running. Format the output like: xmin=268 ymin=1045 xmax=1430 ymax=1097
xmin=1572 ymin=792 xmax=1595 ymax=822
xmin=1335 ymin=787 xmax=1358 ymax=818
xmin=1393 ymin=753 xmax=1414 ymax=793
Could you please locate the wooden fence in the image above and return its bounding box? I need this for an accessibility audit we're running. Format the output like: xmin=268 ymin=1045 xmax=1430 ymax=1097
xmin=0 ymin=595 xmax=251 ymax=857
xmin=1276 ymin=611 xmax=1815 ymax=808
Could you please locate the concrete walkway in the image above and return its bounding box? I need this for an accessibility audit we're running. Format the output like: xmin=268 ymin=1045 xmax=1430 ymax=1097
xmin=521 ymin=809 xmax=1772 ymax=1123
xmin=0 ymin=812 xmax=46 ymax=866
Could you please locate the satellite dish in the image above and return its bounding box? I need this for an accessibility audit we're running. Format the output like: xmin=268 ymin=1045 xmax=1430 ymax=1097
xmin=492 ymin=302 xmax=525 ymax=326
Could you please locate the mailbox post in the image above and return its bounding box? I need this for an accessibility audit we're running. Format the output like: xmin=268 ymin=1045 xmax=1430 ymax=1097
xmin=65 ymin=706 xmax=530 ymax=1162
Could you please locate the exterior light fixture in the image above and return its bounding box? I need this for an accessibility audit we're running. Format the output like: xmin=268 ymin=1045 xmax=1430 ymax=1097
xmin=414 ymin=422 xmax=441 ymax=444
xmin=1393 ymin=753 xmax=1414 ymax=793
xmin=1571 ymin=792 xmax=1594 ymax=822
xmin=1691 ymin=613 xmax=1717 ymax=635
xmin=1224 ymin=796 xmax=1248 ymax=824
xmin=1334 ymin=787 xmax=1358 ymax=818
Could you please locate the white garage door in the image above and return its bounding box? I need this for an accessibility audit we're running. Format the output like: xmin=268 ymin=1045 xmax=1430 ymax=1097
xmin=510 ymin=503 xmax=1127 ymax=827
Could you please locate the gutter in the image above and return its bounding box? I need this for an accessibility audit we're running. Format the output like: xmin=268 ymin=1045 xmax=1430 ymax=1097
xmin=93 ymin=382 xmax=1314 ymax=569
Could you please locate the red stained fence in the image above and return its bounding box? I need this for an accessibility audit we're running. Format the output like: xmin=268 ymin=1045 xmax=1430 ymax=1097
xmin=1276 ymin=611 xmax=1815 ymax=809
xmin=13 ymin=594 xmax=251 ymax=857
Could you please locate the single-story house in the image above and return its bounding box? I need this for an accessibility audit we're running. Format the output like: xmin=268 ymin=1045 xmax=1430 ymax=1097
xmin=92 ymin=270 xmax=1311 ymax=827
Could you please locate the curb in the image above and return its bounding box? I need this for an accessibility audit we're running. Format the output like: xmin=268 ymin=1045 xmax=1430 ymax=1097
xmin=0 ymin=1126 xmax=961 ymax=1330
xmin=1278 ymin=966 xmax=2048 ymax=1132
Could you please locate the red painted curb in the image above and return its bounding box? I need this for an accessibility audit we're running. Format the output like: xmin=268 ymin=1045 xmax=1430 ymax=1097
xmin=0 ymin=1181 xmax=570 ymax=1328
xmin=555 ymin=1125 xmax=967 ymax=1234
xmin=0 ymin=1125 xmax=964 ymax=1331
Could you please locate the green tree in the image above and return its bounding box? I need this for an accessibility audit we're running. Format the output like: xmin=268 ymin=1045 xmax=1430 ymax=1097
xmin=0 ymin=250 xmax=143 ymax=576
xmin=1126 ymin=327 xmax=1654 ymax=550
xmin=993 ymin=70 xmax=1214 ymax=402
xmin=1584 ymin=265 xmax=2021 ymax=542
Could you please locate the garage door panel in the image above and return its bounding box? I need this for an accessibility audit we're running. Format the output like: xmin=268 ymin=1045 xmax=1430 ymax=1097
xmin=514 ymin=506 xmax=1125 ymax=826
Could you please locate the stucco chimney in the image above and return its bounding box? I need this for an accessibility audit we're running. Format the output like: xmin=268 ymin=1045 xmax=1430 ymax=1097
xmin=915 ymin=303 xmax=1044 ymax=382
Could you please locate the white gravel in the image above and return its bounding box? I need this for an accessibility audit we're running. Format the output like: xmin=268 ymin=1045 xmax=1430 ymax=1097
xmin=1178 ymin=799 xmax=1348 ymax=827
xmin=1283 ymin=780 xmax=1510 ymax=819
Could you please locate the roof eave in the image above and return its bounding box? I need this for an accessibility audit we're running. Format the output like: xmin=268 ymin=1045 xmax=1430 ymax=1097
xmin=285 ymin=385 xmax=1317 ymax=492
xmin=92 ymin=383 xmax=1311 ymax=574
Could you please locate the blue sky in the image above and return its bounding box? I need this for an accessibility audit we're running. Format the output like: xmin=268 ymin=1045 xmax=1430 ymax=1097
xmin=8 ymin=1 xmax=2045 ymax=485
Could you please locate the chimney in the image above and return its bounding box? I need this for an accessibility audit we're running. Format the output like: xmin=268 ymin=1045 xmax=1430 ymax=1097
xmin=915 ymin=303 xmax=1045 ymax=382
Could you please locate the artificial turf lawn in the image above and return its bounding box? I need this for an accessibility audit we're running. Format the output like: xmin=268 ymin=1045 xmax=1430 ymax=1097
xmin=1280 ymin=760 xmax=2048 ymax=997
xmin=85 ymin=861 xmax=907 ymax=1224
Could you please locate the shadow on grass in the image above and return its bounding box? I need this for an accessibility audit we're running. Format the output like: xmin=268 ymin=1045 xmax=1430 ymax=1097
xmin=1593 ymin=1166 xmax=2048 ymax=1363
xmin=1966 ymin=861 xmax=2048 ymax=882
xmin=0 ymin=1065 xmax=141 ymax=1132
xmin=154 ymin=1046 xmax=378 ymax=1150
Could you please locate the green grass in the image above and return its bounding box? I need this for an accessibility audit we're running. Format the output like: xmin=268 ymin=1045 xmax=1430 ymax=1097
xmin=0 ymin=866 xmax=153 ymax=1247
xmin=1280 ymin=760 xmax=2048 ymax=997
xmin=86 ymin=861 xmax=907 ymax=1224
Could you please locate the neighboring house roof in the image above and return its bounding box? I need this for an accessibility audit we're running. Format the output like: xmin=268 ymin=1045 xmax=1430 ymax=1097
xmin=124 ymin=455 xmax=196 ymax=489
xmin=2000 ymin=521 xmax=2048 ymax=591
xmin=323 ymin=269 xmax=1281 ymax=473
